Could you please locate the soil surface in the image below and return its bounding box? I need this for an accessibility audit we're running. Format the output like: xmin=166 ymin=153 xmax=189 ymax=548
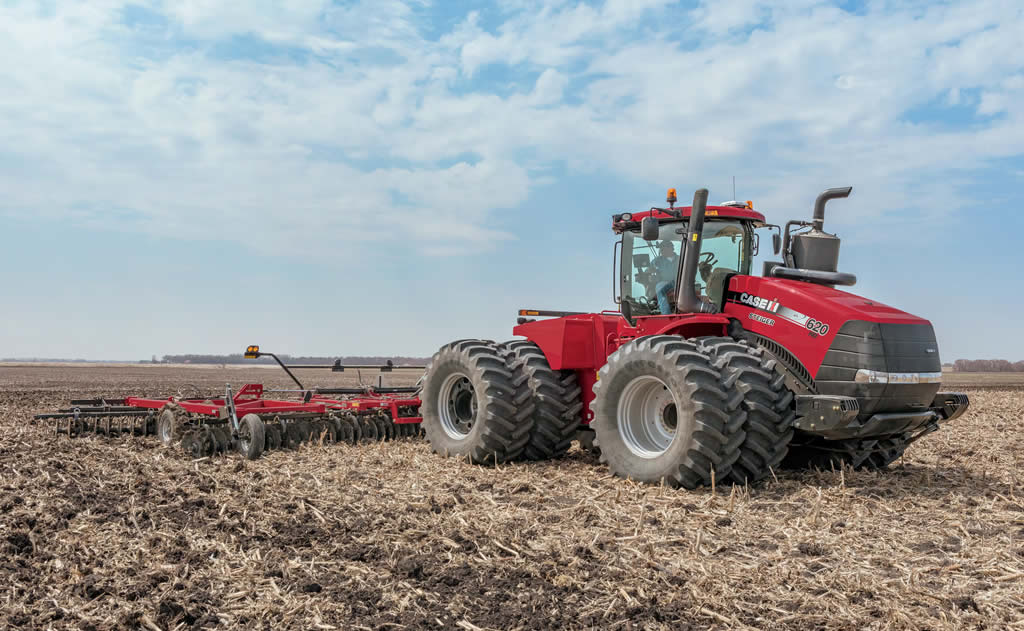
xmin=1 ymin=365 xmax=1022 ymax=630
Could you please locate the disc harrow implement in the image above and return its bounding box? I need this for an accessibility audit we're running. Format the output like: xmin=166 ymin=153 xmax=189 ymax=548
xmin=34 ymin=346 xmax=426 ymax=461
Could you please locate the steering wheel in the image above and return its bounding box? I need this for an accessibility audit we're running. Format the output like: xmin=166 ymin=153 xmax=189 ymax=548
xmin=698 ymin=252 xmax=717 ymax=283
xmin=640 ymin=295 xmax=660 ymax=313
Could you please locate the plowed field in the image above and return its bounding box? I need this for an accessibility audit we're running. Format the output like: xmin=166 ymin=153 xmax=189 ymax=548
xmin=1 ymin=365 xmax=1022 ymax=630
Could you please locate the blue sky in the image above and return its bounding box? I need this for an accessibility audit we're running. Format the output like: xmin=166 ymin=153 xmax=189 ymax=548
xmin=1 ymin=0 xmax=1022 ymax=361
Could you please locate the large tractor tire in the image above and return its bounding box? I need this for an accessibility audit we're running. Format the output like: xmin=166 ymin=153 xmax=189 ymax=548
xmin=419 ymin=339 xmax=534 ymax=464
xmin=590 ymin=335 xmax=746 ymax=488
xmin=502 ymin=340 xmax=583 ymax=461
xmin=697 ymin=337 xmax=795 ymax=485
xmin=784 ymin=434 xmax=908 ymax=471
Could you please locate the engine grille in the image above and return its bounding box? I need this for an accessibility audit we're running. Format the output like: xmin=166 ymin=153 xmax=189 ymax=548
xmin=815 ymin=321 xmax=941 ymax=418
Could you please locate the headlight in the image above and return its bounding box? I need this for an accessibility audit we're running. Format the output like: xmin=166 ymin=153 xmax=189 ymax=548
xmin=855 ymin=370 xmax=942 ymax=384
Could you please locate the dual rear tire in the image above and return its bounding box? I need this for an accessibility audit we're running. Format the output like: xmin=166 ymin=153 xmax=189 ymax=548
xmin=418 ymin=340 xmax=534 ymax=463
xmin=502 ymin=341 xmax=582 ymax=461
xmin=419 ymin=339 xmax=583 ymax=464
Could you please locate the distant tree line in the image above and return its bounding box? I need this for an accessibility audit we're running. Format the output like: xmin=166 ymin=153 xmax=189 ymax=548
xmin=158 ymin=354 xmax=428 ymax=366
xmin=953 ymin=359 xmax=1024 ymax=372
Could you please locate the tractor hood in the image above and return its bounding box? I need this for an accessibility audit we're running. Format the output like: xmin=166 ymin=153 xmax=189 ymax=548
xmin=721 ymin=276 xmax=937 ymax=385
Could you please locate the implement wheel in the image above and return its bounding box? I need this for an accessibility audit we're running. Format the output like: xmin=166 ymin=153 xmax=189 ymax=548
xmin=502 ymin=340 xmax=583 ymax=461
xmin=238 ymin=414 xmax=266 ymax=460
xmin=419 ymin=339 xmax=533 ymax=464
xmin=157 ymin=407 xmax=182 ymax=447
xmin=591 ymin=335 xmax=745 ymax=488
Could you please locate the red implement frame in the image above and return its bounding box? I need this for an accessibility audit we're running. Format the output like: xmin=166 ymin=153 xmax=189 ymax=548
xmin=310 ymin=394 xmax=422 ymax=423
xmin=124 ymin=383 xmax=422 ymax=423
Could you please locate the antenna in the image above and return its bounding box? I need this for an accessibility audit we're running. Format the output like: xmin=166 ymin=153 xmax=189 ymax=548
xmin=732 ymin=176 xmax=736 ymax=200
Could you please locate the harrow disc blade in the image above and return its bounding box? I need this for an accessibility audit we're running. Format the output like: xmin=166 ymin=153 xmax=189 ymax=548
xmin=335 ymin=416 xmax=356 ymax=445
xmin=346 ymin=414 xmax=362 ymax=444
xmin=265 ymin=423 xmax=283 ymax=451
xmin=325 ymin=417 xmax=338 ymax=442
xmin=373 ymin=414 xmax=390 ymax=442
xmin=358 ymin=416 xmax=378 ymax=443
xmin=210 ymin=425 xmax=230 ymax=454
xmin=283 ymin=422 xmax=303 ymax=449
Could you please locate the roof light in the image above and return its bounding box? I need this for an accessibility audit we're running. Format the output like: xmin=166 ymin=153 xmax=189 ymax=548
xmin=621 ymin=212 xmax=632 ymax=221
xmin=746 ymin=200 xmax=753 ymax=209
xmin=666 ymin=188 xmax=677 ymax=206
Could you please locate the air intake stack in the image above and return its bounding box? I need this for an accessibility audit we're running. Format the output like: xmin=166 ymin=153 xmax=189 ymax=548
xmin=790 ymin=187 xmax=851 ymax=273
xmin=771 ymin=186 xmax=857 ymax=286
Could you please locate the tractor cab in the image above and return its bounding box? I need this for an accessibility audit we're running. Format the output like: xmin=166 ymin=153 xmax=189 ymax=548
xmin=613 ymin=191 xmax=768 ymax=318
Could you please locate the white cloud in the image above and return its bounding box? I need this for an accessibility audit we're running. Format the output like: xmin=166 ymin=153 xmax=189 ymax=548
xmin=0 ymin=0 xmax=1022 ymax=259
xmin=529 ymin=69 xmax=567 ymax=105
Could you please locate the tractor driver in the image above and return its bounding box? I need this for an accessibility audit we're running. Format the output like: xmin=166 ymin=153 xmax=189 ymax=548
xmin=652 ymin=240 xmax=679 ymax=315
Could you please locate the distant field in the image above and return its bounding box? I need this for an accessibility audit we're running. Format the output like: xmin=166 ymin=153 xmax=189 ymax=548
xmin=940 ymin=372 xmax=1024 ymax=387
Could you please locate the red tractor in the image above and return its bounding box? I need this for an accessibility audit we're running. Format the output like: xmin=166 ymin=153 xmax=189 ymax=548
xmin=418 ymin=187 xmax=969 ymax=487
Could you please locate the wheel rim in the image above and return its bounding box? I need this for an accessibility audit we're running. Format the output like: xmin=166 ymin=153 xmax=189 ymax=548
xmin=239 ymin=423 xmax=251 ymax=454
xmin=617 ymin=375 xmax=679 ymax=458
xmin=438 ymin=372 xmax=477 ymax=439
xmin=159 ymin=413 xmax=173 ymax=444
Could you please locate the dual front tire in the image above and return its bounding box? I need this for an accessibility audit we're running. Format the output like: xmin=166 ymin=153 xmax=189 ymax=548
xmin=590 ymin=336 xmax=747 ymax=488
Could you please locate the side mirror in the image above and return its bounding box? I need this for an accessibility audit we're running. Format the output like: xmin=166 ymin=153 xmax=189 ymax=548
xmin=641 ymin=216 xmax=660 ymax=241
xmin=632 ymin=253 xmax=650 ymax=268
xmin=772 ymin=233 xmax=782 ymax=255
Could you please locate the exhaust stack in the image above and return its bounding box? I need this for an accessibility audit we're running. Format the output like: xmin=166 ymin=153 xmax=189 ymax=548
xmin=812 ymin=186 xmax=852 ymax=231
xmin=675 ymin=188 xmax=717 ymax=314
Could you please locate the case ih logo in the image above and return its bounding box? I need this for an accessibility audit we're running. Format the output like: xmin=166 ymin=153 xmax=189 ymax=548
xmin=739 ymin=292 xmax=780 ymax=313
xmin=728 ymin=290 xmax=832 ymax=336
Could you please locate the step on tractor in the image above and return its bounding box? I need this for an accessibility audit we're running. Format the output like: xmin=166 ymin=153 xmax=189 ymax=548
xmin=418 ymin=187 xmax=970 ymax=487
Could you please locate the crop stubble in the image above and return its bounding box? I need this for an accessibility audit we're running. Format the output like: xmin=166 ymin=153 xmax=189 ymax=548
xmin=0 ymin=365 xmax=1022 ymax=630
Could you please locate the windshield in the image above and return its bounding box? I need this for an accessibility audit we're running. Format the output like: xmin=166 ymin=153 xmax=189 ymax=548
xmin=620 ymin=219 xmax=751 ymax=316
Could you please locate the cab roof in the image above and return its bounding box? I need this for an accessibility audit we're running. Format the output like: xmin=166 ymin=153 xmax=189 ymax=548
xmin=612 ymin=205 xmax=766 ymax=233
